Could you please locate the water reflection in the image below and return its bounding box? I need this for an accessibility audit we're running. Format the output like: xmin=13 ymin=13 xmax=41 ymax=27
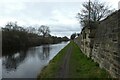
xmin=2 ymin=42 xmax=69 ymax=78
xmin=40 ymin=45 xmax=50 ymax=60
xmin=2 ymin=45 xmax=51 ymax=72
xmin=2 ymin=50 xmax=27 ymax=72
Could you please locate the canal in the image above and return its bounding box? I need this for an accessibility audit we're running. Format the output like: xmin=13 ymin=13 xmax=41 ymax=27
xmin=1 ymin=42 xmax=69 ymax=78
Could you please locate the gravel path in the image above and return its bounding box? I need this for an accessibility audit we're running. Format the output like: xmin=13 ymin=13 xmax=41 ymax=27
xmin=56 ymin=45 xmax=72 ymax=78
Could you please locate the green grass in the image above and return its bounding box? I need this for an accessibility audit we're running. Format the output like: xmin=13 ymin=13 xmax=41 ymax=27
xmin=69 ymin=41 xmax=111 ymax=78
xmin=37 ymin=41 xmax=111 ymax=79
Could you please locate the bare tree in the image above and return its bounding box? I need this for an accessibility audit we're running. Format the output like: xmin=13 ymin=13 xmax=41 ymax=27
xmin=26 ymin=26 xmax=36 ymax=34
xmin=5 ymin=22 xmax=16 ymax=30
xmin=77 ymin=0 xmax=114 ymax=27
xmin=38 ymin=25 xmax=50 ymax=37
xmin=5 ymin=22 xmax=22 ymax=31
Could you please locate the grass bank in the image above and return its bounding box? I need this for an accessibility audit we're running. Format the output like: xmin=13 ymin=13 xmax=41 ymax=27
xmin=37 ymin=41 xmax=111 ymax=78
xmin=69 ymin=41 xmax=110 ymax=78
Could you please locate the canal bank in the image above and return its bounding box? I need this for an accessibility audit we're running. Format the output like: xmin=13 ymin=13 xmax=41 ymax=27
xmin=38 ymin=41 xmax=111 ymax=78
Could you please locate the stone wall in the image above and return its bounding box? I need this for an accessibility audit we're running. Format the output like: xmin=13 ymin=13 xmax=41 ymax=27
xmin=75 ymin=10 xmax=120 ymax=78
xmin=75 ymin=26 xmax=91 ymax=57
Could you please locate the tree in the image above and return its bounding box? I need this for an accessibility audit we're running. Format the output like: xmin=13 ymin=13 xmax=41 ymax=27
xmin=5 ymin=22 xmax=25 ymax=32
xmin=77 ymin=33 xmax=80 ymax=37
xmin=62 ymin=36 xmax=69 ymax=41
xmin=26 ymin=26 xmax=36 ymax=34
xmin=38 ymin=25 xmax=50 ymax=37
xmin=5 ymin=22 xmax=16 ymax=30
xmin=77 ymin=0 xmax=114 ymax=27
xmin=70 ymin=33 xmax=76 ymax=40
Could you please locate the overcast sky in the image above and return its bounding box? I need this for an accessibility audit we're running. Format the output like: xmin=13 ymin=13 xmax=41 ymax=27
xmin=0 ymin=0 xmax=119 ymax=38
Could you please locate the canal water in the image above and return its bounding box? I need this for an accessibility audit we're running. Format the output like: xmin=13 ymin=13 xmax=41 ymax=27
xmin=1 ymin=42 xmax=69 ymax=78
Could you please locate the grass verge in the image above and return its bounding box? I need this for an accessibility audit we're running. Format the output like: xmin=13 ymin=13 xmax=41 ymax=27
xmin=69 ymin=41 xmax=111 ymax=78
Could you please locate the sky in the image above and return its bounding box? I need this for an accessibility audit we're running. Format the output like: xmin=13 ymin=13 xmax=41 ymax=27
xmin=0 ymin=0 xmax=119 ymax=38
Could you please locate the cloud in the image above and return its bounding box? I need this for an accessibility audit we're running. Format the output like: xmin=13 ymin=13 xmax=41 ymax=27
xmin=0 ymin=0 xmax=85 ymax=2
xmin=0 ymin=2 xmax=82 ymax=37
xmin=49 ymin=18 xmax=59 ymax=22
xmin=49 ymin=23 xmax=81 ymax=38
xmin=1 ymin=1 xmax=118 ymax=37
